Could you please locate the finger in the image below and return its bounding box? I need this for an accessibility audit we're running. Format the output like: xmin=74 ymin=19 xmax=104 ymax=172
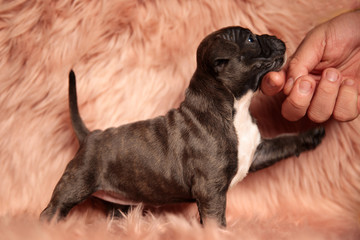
xmin=307 ymin=68 xmax=342 ymax=123
xmin=284 ymin=27 xmax=326 ymax=95
xmin=358 ymin=79 xmax=360 ymax=113
xmin=261 ymin=70 xmax=286 ymax=96
xmin=333 ymin=79 xmax=359 ymax=121
xmin=281 ymin=75 xmax=316 ymax=121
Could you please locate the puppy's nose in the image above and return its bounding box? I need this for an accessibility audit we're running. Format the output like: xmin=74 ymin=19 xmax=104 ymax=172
xmin=268 ymin=35 xmax=285 ymax=51
xmin=272 ymin=38 xmax=286 ymax=52
xmin=259 ymin=35 xmax=286 ymax=55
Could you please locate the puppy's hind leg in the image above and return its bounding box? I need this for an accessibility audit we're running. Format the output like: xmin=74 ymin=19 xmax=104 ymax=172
xmin=40 ymin=155 xmax=98 ymax=222
xmin=249 ymin=127 xmax=325 ymax=172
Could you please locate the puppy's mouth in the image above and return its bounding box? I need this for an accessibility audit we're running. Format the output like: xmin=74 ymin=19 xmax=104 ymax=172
xmin=257 ymin=35 xmax=286 ymax=73
xmin=270 ymin=54 xmax=286 ymax=72
xmin=252 ymin=50 xmax=286 ymax=72
xmin=253 ymin=53 xmax=286 ymax=90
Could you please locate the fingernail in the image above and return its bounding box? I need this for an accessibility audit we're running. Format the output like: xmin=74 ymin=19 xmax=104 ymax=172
xmin=299 ymin=80 xmax=312 ymax=94
xmin=326 ymin=70 xmax=338 ymax=82
xmin=343 ymin=79 xmax=355 ymax=86
xmin=284 ymin=77 xmax=294 ymax=92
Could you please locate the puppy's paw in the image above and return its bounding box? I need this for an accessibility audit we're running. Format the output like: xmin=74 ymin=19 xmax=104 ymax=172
xmin=299 ymin=127 xmax=325 ymax=152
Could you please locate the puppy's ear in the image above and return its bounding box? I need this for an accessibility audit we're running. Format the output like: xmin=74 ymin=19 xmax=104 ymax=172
xmin=214 ymin=58 xmax=229 ymax=73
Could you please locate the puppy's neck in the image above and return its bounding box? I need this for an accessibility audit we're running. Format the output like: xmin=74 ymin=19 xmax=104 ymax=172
xmin=182 ymin=77 xmax=233 ymax=122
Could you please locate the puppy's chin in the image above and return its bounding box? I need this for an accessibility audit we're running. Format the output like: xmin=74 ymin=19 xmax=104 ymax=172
xmin=275 ymin=53 xmax=287 ymax=71
xmin=253 ymin=54 xmax=286 ymax=91
xmin=271 ymin=56 xmax=286 ymax=72
xmin=282 ymin=53 xmax=287 ymax=68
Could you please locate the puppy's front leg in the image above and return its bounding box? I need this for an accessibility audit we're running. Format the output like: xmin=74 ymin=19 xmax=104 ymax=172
xmin=196 ymin=194 xmax=227 ymax=227
xmin=192 ymin=175 xmax=228 ymax=227
xmin=249 ymin=127 xmax=325 ymax=172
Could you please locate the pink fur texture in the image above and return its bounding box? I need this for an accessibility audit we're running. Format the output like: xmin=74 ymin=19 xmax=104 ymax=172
xmin=1 ymin=0 xmax=360 ymax=239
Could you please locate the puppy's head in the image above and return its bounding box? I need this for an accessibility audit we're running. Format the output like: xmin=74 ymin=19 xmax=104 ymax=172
xmin=196 ymin=26 xmax=286 ymax=98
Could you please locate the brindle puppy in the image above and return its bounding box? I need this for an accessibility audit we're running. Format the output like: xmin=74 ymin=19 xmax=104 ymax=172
xmin=40 ymin=27 xmax=324 ymax=227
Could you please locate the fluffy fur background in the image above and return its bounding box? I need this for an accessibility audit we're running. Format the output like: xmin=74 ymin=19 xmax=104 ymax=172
xmin=1 ymin=0 xmax=360 ymax=239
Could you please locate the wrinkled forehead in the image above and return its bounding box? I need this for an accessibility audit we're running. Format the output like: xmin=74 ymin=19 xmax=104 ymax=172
xmin=215 ymin=26 xmax=253 ymax=42
xmin=198 ymin=26 xmax=252 ymax=51
xmin=196 ymin=26 xmax=254 ymax=63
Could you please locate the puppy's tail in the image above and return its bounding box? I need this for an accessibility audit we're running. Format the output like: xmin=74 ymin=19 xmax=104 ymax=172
xmin=69 ymin=70 xmax=89 ymax=143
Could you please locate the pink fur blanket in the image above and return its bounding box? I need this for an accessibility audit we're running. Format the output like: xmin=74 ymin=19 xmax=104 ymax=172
xmin=1 ymin=0 xmax=359 ymax=239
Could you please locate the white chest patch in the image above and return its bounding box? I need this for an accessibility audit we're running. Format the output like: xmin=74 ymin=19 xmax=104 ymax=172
xmin=229 ymin=91 xmax=261 ymax=188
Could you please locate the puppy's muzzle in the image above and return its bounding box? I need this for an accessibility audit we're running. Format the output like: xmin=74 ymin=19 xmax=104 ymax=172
xmin=258 ymin=35 xmax=286 ymax=71
xmin=259 ymin=35 xmax=286 ymax=57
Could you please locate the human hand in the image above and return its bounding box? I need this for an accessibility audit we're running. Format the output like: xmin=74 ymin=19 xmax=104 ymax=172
xmin=261 ymin=11 xmax=360 ymax=122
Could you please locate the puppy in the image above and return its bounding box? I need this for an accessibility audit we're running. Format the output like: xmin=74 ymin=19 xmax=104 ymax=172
xmin=40 ymin=26 xmax=325 ymax=226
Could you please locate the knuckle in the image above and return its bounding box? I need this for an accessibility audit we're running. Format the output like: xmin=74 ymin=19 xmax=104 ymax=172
xmin=282 ymin=98 xmax=307 ymax=121
xmin=282 ymin=109 xmax=302 ymax=121
xmin=317 ymin=83 xmax=338 ymax=96
xmin=333 ymin=84 xmax=359 ymax=121
xmin=287 ymin=95 xmax=308 ymax=109
xmin=333 ymin=86 xmax=359 ymax=121
xmin=333 ymin=105 xmax=359 ymax=122
xmin=333 ymin=112 xmax=352 ymax=122
xmin=308 ymin=109 xmax=331 ymax=123
xmin=307 ymin=89 xmax=337 ymax=123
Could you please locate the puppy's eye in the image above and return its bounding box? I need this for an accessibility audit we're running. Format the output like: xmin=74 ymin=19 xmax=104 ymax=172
xmin=214 ymin=59 xmax=229 ymax=67
xmin=248 ymin=36 xmax=255 ymax=43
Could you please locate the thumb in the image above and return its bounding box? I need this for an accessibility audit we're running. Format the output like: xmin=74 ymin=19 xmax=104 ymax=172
xmin=284 ymin=27 xmax=326 ymax=95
